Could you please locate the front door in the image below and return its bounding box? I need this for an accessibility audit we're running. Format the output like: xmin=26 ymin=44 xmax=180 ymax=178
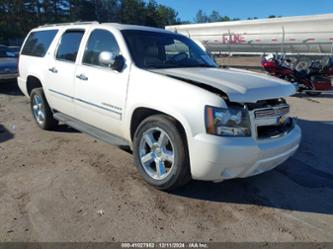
xmin=74 ymin=28 xmax=129 ymax=136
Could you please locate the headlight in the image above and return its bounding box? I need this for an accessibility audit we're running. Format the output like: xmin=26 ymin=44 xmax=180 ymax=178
xmin=205 ymin=105 xmax=251 ymax=137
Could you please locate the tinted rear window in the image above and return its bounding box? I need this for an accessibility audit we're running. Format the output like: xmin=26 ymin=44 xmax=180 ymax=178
xmin=56 ymin=30 xmax=84 ymax=62
xmin=21 ymin=30 xmax=58 ymax=57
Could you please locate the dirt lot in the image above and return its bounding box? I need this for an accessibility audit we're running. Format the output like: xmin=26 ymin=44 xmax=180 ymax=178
xmin=0 ymin=79 xmax=333 ymax=242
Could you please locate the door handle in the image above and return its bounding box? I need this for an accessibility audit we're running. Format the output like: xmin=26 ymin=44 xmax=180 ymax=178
xmin=76 ymin=74 xmax=88 ymax=81
xmin=48 ymin=67 xmax=58 ymax=73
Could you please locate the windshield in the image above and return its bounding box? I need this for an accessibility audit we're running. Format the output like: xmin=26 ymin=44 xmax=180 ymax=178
xmin=121 ymin=30 xmax=217 ymax=69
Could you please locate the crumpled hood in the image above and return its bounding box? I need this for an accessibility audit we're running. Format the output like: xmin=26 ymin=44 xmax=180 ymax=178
xmin=150 ymin=67 xmax=296 ymax=103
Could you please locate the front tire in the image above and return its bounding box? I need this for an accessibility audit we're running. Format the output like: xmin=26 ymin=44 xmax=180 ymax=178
xmin=133 ymin=115 xmax=191 ymax=191
xmin=30 ymin=88 xmax=58 ymax=130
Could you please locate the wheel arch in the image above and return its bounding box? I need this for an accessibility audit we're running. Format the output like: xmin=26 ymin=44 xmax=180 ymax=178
xmin=26 ymin=75 xmax=43 ymax=96
xmin=129 ymin=107 xmax=191 ymax=147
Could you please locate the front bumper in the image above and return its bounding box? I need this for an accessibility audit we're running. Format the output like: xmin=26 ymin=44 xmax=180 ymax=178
xmin=189 ymin=124 xmax=301 ymax=181
xmin=0 ymin=73 xmax=18 ymax=81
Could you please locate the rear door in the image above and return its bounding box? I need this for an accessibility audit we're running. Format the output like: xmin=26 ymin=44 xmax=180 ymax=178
xmin=74 ymin=28 xmax=130 ymax=136
xmin=47 ymin=29 xmax=85 ymax=117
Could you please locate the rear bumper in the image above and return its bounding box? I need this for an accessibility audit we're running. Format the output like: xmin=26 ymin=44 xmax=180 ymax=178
xmin=189 ymin=125 xmax=301 ymax=181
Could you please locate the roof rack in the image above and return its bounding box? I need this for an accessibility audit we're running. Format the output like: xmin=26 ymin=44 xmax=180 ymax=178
xmin=39 ymin=21 xmax=99 ymax=28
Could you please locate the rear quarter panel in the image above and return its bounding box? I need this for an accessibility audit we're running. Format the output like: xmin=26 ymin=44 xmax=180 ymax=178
xmin=18 ymin=27 xmax=62 ymax=98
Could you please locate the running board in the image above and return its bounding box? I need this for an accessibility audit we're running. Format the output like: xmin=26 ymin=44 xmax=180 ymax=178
xmin=53 ymin=112 xmax=129 ymax=146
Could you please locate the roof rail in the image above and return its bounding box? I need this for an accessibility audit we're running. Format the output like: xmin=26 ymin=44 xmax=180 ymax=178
xmin=39 ymin=21 xmax=99 ymax=28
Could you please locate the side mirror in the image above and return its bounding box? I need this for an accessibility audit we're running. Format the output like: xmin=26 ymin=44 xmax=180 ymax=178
xmin=99 ymin=51 xmax=116 ymax=67
xmin=99 ymin=51 xmax=125 ymax=72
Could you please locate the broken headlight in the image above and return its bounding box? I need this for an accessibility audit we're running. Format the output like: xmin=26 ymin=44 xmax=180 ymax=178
xmin=205 ymin=105 xmax=251 ymax=137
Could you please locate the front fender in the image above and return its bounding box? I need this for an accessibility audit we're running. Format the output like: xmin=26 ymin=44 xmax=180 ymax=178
xmin=123 ymin=66 xmax=224 ymax=147
xmin=124 ymin=104 xmax=193 ymax=143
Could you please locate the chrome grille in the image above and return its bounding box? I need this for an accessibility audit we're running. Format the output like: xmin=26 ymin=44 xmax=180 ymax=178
xmin=254 ymin=105 xmax=289 ymax=119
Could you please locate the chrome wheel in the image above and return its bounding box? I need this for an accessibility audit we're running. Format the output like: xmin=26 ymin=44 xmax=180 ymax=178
xmin=32 ymin=95 xmax=45 ymax=125
xmin=139 ymin=127 xmax=175 ymax=180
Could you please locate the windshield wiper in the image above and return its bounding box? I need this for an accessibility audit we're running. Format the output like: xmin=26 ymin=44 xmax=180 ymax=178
xmin=145 ymin=64 xmax=217 ymax=69
xmin=178 ymin=64 xmax=217 ymax=68
xmin=198 ymin=64 xmax=217 ymax=68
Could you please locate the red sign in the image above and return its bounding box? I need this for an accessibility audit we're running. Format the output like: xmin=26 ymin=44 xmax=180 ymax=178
xmin=222 ymin=34 xmax=246 ymax=44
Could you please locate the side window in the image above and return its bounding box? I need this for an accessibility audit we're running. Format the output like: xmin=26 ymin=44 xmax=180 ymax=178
xmin=83 ymin=29 xmax=120 ymax=67
xmin=56 ymin=30 xmax=84 ymax=62
xmin=21 ymin=30 xmax=58 ymax=57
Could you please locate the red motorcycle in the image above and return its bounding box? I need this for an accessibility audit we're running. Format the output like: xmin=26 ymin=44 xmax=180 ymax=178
xmin=261 ymin=54 xmax=333 ymax=96
xmin=318 ymin=57 xmax=333 ymax=77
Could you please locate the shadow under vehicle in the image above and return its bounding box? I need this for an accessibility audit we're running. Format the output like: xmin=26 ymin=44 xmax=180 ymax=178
xmin=172 ymin=118 xmax=333 ymax=215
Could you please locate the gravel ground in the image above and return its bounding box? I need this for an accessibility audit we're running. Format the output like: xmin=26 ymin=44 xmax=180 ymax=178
xmin=0 ymin=79 xmax=332 ymax=242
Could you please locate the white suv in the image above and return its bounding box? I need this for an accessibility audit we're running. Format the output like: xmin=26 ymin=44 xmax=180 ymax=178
xmin=18 ymin=22 xmax=301 ymax=190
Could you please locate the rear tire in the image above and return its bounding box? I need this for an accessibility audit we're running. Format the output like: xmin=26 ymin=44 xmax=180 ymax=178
xmin=133 ymin=115 xmax=191 ymax=191
xmin=30 ymin=88 xmax=58 ymax=130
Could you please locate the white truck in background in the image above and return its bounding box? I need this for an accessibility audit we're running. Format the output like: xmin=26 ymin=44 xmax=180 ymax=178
xmin=166 ymin=13 xmax=333 ymax=56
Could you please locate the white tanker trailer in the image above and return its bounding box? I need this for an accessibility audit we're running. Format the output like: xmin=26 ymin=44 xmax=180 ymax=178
xmin=166 ymin=14 xmax=333 ymax=56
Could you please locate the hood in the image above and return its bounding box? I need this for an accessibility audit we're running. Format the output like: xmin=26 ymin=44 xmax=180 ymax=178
xmin=150 ymin=67 xmax=296 ymax=103
xmin=0 ymin=57 xmax=17 ymax=70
